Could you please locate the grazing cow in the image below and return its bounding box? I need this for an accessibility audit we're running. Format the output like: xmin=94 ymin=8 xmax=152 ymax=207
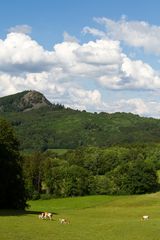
xmin=59 ymin=218 xmax=70 ymax=224
xmin=142 ymin=215 xmax=149 ymax=220
xmin=44 ymin=212 xmax=52 ymax=220
xmin=38 ymin=214 xmax=43 ymax=219
xmin=38 ymin=212 xmax=52 ymax=220
xmin=38 ymin=212 xmax=45 ymax=219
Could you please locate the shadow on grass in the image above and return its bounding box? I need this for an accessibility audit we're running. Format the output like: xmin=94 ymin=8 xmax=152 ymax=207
xmin=0 ymin=209 xmax=58 ymax=216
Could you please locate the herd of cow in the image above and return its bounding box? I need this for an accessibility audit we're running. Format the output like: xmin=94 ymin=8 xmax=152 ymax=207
xmin=38 ymin=212 xmax=70 ymax=224
xmin=38 ymin=212 xmax=149 ymax=223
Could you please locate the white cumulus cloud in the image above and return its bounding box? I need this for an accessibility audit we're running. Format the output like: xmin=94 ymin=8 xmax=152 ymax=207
xmin=1 ymin=25 xmax=160 ymax=117
xmin=0 ymin=32 xmax=55 ymax=73
xmin=94 ymin=17 xmax=160 ymax=55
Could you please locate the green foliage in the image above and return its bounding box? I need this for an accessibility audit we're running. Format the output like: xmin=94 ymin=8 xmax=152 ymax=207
xmin=2 ymin=105 xmax=160 ymax=152
xmin=110 ymin=160 xmax=158 ymax=194
xmin=0 ymin=91 xmax=29 ymax=112
xmin=66 ymin=146 xmax=159 ymax=195
xmin=0 ymin=118 xmax=27 ymax=209
xmin=62 ymin=165 xmax=89 ymax=196
xmin=2 ymin=91 xmax=160 ymax=198
xmin=23 ymin=152 xmax=45 ymax=199
xmin=22 ymin=145 xmax=160 ymax=199
xmin=1 ymin=91 xmax=160 ymax=152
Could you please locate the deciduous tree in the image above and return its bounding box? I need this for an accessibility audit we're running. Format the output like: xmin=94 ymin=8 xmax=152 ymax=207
xmin=0 ymin=119 xmax=27 ymax=209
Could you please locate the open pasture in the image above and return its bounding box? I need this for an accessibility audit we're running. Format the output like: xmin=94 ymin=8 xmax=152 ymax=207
xmin=0 ymin=193 xmax=160 ymax=240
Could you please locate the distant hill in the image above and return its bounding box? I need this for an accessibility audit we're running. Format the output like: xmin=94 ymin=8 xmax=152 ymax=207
xmin=0 ymin=90 xmax=52 ymax=112
xmin=1 ymin=90 xmax=160 ymax=152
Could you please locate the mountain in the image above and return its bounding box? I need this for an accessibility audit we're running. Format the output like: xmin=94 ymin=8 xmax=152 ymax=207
xmin=1 ymin=90 xmax=160 ymax=152
xmin=0 ymin=90 xmax=52 ymax=112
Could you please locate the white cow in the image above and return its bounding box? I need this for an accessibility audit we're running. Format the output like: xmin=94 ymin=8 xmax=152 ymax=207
xmin=38 ymin=212 xmax=52 ymax=220
xmin=142 ymin=215 xmax=149 ymax=220
xmin=59 ymin=218 xmax=70 ymax=224
xmin=44 ymin=212 xmax=52 ymax=220
xmin=38 ymin=213 xmax=44 ymax=219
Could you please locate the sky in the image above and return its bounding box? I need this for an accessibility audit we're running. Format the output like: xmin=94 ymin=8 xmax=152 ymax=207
xmin=1 ymin=0 xmax=160 ymax=118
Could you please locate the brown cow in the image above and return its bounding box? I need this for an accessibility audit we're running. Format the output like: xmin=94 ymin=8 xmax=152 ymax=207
xmin=38 ymin=212 xmax=52 ymax=220
xmin=44 ymin=212 xmax=52 ymax=220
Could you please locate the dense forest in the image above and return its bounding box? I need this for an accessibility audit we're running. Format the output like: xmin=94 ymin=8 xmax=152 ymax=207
xmin=1 ymin=91 xmax=160 ymax=152
xmin=22 ymin=145 xmax=160 ymax=199
xmin=2 ymin=109 xmax=160 ymax=152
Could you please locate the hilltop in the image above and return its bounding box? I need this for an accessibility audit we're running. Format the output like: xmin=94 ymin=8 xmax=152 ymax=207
xmin=1 ymin=90 xmax=160 ymax=152
xmin=0 ymin=90 xmax=52 ymax=112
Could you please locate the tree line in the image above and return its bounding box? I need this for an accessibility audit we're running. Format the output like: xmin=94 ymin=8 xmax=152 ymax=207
xmin=1 ymin=118 xmax=160 ymax=210
xmin=23 ymin=145 xmax=160 ymax=199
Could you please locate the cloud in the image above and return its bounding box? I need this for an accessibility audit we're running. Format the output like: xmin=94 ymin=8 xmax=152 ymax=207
xmin=0 ymin=32 xmax=55 ymax=73
xmin=1 ymin=32 xmax=160 ymax=91
xmin=108 ymin=98 xmax=149 ymax=115
xmin=101 ymin=98 xmax=160 ymax=119
xmin=98 ymin=56 xmax=160 ymax=90
xmin=1 ymin=27 xmax=160 ymax=117
xmin=74 ymin=39 xmax=122 ymax=65
xmin=94 ymin=17 xmax=160 ymax=55
xmin=82 ymin=26 xmax=106 ymax=38
xmin=63 ymin=31 xmax=79 ymax=42
xmin=8 ymin=24 xmax=32 ymax=34
xmin=67 ymin=88 xmax=102 ymax=109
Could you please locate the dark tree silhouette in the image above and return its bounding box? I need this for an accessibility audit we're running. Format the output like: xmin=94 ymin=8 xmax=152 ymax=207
xmin=0 ymin=119 xmax=27 ymax=209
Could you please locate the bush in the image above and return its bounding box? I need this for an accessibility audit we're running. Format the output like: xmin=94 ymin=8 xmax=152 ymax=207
xmin=40 ymin=194 xmax=53 ymax=200
xmin=32 ymin=191 xmax=40 ymax=200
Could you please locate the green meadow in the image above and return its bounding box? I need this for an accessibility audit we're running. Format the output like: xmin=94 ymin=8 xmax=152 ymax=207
xmin=1 ymin=194 xmax=160 ymax=240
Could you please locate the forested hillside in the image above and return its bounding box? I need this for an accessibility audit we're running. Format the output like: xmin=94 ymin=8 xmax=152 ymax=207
xmin=1 ymin=91 xmax=160 ymax=198
xmin=1 ymin=91 xmax=160 ymax=152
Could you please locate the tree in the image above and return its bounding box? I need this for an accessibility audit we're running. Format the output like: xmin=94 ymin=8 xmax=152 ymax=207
xmin=0 ymin=119 xmax=27 ymax=209
xmin=111 ymin=159 xmax=159 ymax=194
xmin=63 ymin=165 xmax=89 ymax=196
xmin=23 ymin=152 xmax=44 ymax=199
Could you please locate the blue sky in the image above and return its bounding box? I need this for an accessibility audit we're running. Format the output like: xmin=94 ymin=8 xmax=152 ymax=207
xmin=1 ymin=0 xmax=160 ymax=47
xmin=1 ymin=0 xmax=160 ymax=117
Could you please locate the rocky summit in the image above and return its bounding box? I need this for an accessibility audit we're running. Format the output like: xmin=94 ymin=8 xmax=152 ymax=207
xmin=0 ymin=90 xmax=52 ymax=112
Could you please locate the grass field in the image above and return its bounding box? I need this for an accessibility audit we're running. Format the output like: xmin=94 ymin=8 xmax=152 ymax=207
xmin=1 ymin=193 xmax=160 ymax=240
xmin=46 ymin=148 xmax=70 ymax=155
